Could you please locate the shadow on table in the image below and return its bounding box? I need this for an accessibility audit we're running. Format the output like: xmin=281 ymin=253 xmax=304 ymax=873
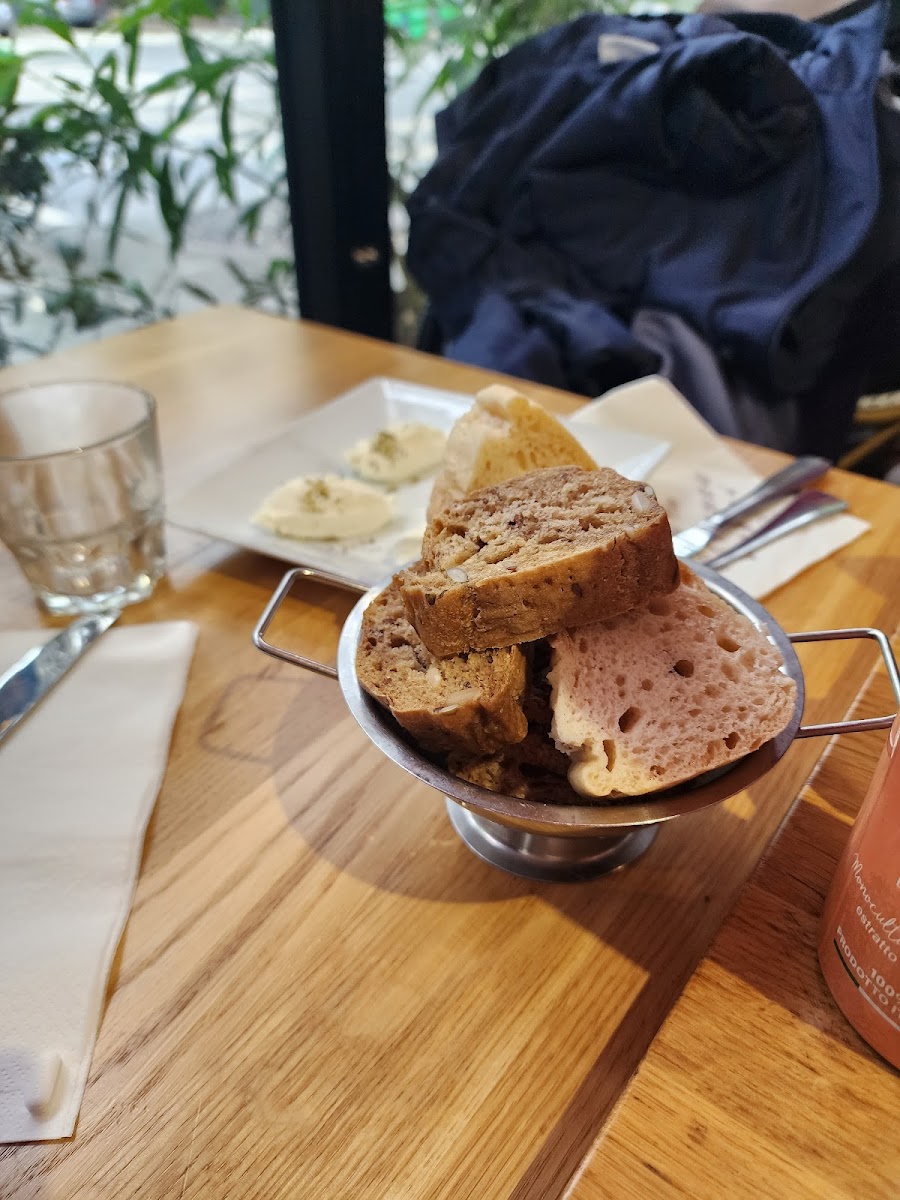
xmin=706 ymin=774 xmax=896 ymax=1069
xmin=268 ymin=670 xmax=823 ymax=1181
xmin=145 ymin=541 xmax=895 ymax=1196
xmin=264 ymin=628 xmax=900 ymax=1195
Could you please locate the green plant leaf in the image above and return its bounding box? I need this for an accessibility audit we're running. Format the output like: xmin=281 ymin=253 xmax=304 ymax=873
xmin=168 ymin=0 xmax=215 ymax=29
xmin=115 ymin=1 xmax=168 ymax=37
xmin=224 ymin=257 xmax=253 ymax=287
xmin=212 ymin=150 xmax=235 ymax=202
xmin=180 ymin=279 xmax=218 ymax=303
xmin=68 ymin=285 xmax=118 ymax=329
xmin=94 ymin=77 xmax=136 ymax=125
xmin=180 ymin=29 xmax=206 ymax=69
xmin=131 ymin=130 xmax=156 ymax=176
xmin=265 ymin=257 xmax=293 ymax=283
xmin=157 ymin=90 xmax=201 ymax=140
xmin=237 ymin=196 xmax=265 ymax=240
xmin=96 ymin=49 xmax=118 ymax=84
xmin=184 ymin=56 xmax=239 ymax=94
xmin=18 ymin=3 xmax=75 ymax=46
xmin=125 ymin=279 xmax=153 ymax=305
xmin=0 ymin=53 xmax=22 ymax=109
xmin=54 ymin=75 xmax=85 ymax=93
xmin=123 ymin=25 xmax=141 ymax=88
xmin=105 ymin=183 xmax=131 ymax=261
xmin=220 ymin=79 xmax=234 ymax=157
xmin=154 ymin=154 xmax=185 ymax=256
xmin=142 ymin=67 xmax=193 ymax=97
xmin=2 ymin=0 xmax=291 ymax=358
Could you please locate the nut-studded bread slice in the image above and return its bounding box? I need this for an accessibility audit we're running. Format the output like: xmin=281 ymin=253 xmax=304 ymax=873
xmin=356 ymin=580 xmax=528 ymax=756
xmin=427 ymin=384 xmax=597 ymax=520
xmin=549 ymin=565 xmax=797 ymax=797
xmin=398 ymin=465 xmax=678 ymax=657
xmin=448 ymin=647 xmax=582 ymax=804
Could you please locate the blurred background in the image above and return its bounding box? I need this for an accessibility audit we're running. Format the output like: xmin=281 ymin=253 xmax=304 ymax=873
xmin=3 ymin=0 xmax=897 ymax=476
xmin=0 ymin=0 xmax=703 ymax=363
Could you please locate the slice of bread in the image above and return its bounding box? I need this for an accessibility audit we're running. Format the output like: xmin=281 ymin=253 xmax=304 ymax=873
xmin=427 ymin=384 xmax=597 ymax=520
xmin=398 ymin=465 xmax=679 ymax=657
xmin=448 ymin=647 xmax=585 ymax=805
xmin=449 ymin=736 xmax=582 ymax=806
xmin=548 ymin=565 xmax=798 ymax=797
xmin=356 ymin=580 xmax=528 ymax=756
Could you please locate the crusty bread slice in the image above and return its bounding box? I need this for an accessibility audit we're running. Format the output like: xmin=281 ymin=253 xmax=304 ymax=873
xmin=427 ymin=384 xmax=597 ymax=520
xmin=548 ymin=565 xmax=798 ymax=797
xmin=448 ymin=646 xmax=584 ymax=805
xmin=355 ymin=579 xmax=528 ymax=756
xmin=398 ymin=465 xmax=679 ymax=657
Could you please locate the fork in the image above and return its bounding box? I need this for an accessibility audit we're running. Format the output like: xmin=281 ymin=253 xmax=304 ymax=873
xmin=706 ymin=489 xmax=848 ymax=570
xmin=672 ymin=456 xmax=831 ymax=560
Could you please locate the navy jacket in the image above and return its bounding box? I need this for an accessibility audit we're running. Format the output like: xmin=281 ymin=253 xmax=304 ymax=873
xmin=408 ymin=4 xmax=890 ymax=433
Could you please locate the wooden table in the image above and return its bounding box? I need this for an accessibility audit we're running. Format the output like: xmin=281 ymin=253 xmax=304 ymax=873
xmin=574 ymin=668 xmax=900 ymax=1200
xmin=1 ymin=307 xmax=898 ymax=1199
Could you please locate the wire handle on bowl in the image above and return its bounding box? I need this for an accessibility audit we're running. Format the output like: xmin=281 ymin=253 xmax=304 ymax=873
xmin=253 ymin=572 xmax=900 ymax=736
xmin=253 ymin=566 xmax=366 ymax=680
xmin=789 ymin=628 xmax=900 ymax=737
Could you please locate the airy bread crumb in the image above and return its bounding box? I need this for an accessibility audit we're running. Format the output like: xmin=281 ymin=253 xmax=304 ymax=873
xmin=549 ymin=565 xmax=797 ymax=797
xmin=427 ymin=384 xmax=597 ymax=520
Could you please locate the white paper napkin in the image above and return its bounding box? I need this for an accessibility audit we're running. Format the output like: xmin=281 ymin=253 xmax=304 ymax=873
xmin=0 ymin=621 xmax=197 ymax=1143
xmin=573 ymin=376 xmax=870 ymax=598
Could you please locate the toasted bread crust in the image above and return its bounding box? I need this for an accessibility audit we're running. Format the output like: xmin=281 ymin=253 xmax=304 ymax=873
xmin=399 ymin=466 xmax=678 ymax=656
xmin=355 ymin=581 xmax=528 ymax=755
xmin=447 ymin=652 xmax=585 ymax=804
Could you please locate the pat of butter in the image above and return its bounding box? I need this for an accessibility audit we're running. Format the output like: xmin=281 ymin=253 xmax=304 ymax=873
xmin=346 ymin=422 xmax=447 ymax=486
xmin=253 ymin=474 xmax=392 ymax=540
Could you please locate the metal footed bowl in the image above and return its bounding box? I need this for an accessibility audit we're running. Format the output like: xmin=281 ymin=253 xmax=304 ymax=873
xmin=255 ymin=562 xmax=900 ymax=882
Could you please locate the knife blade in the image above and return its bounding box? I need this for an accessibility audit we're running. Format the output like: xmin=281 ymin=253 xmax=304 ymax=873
xmin=0 ymin=609 xmax=121 ymax=746
xmin=672 ymin=456 xmax=831 ymax=560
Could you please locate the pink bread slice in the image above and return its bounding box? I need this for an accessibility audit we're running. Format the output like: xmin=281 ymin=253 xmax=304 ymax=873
xmin=549 ymin=565 xmax=797 ymax=797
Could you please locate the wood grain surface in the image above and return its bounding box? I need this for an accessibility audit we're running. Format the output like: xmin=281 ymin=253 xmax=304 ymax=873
xmin=574 ymin=668 xmax=900 ymax=1200
xmin=0 ymin=308 xmax=898 ymax=1199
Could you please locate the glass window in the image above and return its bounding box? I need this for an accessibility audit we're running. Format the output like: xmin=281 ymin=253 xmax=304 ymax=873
xmin=0 ymin=0 xmax=292 ymax=366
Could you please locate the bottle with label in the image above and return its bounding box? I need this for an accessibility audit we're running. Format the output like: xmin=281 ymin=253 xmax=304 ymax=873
xmin=819 ymin=714 xmax=900 ymax=1068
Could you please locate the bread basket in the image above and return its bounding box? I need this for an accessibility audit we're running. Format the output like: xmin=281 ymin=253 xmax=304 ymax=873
xmin=254 ymin=562 xmax=900 ymax=881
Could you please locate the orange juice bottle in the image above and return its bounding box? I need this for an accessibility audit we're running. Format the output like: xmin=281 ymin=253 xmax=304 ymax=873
xmin=819 ymin=714 xmax=900 ymax=1068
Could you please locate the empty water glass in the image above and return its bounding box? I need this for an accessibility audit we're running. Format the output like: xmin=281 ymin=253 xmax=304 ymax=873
xmin=0 ymin=380 xmax=166 ymax=615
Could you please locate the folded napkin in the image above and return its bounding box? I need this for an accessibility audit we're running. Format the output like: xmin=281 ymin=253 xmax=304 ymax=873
xmin=0 ymin=622 xmax=197 ymax=1143
xmin=574 ymin=377 xmax=869 ymax=599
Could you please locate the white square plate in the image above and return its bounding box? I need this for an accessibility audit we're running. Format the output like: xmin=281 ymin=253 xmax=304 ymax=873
xmin=169 ymin=377 xmax=670 ymax=591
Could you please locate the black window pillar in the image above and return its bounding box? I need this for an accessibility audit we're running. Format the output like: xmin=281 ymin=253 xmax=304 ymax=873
xmin=270 ymin=0 xmax=394 ymax=339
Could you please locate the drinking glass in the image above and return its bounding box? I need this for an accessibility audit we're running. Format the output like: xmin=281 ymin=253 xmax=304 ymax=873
xmin=0 ymin=380 xmax=166 ymax=615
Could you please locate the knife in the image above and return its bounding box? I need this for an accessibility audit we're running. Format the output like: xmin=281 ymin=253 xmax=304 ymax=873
xmin=706 ymin=489 xmax=848 ymax=571
xmin=0 ymin=609 xmax=121 ymax=746
xmin=672 ymin=456 xmax=831 ymax=560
